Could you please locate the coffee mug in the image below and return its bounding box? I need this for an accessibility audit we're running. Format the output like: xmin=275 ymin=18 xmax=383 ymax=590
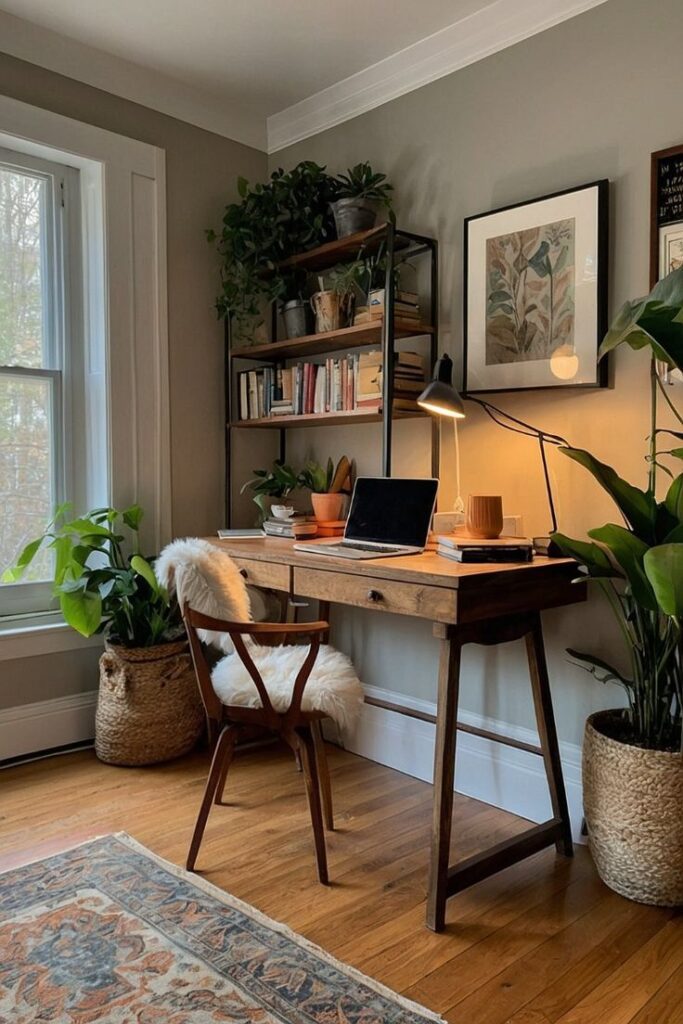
xmin=466 ymin=495 xmax=503 ymax=539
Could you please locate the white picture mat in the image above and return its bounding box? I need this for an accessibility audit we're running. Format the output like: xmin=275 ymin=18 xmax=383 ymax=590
xmin=466 ymin=187 xmax=600 ymax=391
xmin=659 ymin=222 xmax=683 ymax=276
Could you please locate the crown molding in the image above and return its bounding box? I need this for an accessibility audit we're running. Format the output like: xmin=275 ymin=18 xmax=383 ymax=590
xmin=267 ymin=0 xmax=609 ymax=153
xmin=0 ymin=10 xmax=266 ymax=152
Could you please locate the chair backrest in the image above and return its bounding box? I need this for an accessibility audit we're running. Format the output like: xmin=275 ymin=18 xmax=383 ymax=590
xmin=156 ymin=538 xmax=251 ymax=653
xmin=182 ymin=604 xmax=323 ymax=733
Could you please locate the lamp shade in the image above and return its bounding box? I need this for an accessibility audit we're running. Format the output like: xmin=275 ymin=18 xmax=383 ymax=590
xmin=417 ymin=354 xmax=465 ymax=419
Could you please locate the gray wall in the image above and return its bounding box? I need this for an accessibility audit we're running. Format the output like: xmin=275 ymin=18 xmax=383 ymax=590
xmin=0 ymin=53 xmax=268 ymax=710
xmin=268 ymin=0 xmax=681 ymax=746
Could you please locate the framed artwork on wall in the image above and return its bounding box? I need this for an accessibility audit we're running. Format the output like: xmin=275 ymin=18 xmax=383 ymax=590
xmin=650 ymin=144 xmax=683 ymax=287
xmin=463 ymin=180 xmax=609 ymax=394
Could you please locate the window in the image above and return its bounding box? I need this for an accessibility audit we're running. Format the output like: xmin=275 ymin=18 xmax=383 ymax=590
xmin=0 ymin=147 xmax=81 ymax=616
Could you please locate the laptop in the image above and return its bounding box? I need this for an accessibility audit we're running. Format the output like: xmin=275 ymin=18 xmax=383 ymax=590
xmin=294 ymin=477 xmax=439 ymax=560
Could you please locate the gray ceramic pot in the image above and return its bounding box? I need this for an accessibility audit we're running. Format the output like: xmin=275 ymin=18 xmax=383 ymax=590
xmin=331 ymin=197 xmax=378 ymax=237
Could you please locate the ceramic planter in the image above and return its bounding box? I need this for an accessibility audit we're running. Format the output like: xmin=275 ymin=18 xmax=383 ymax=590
xmin=583 ymin=710 xmax=683 ymax=906
xmin=331 ymin=197 xmax=379 ymax=237
xmin=311 ymin=492 xmax=344 ymax=523
xmin=310 ymin=290 xmax=341 ymax=333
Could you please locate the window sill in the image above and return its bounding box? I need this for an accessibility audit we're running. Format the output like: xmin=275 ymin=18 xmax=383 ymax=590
xmin=0 ymin=615 xmax=103 ymax=662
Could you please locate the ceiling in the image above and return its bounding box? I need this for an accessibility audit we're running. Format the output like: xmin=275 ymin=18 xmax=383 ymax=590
xmin=0 ymin=0 xmax=492 ymax=113
xmin=0 ymin=0 xmax=607 ymax=151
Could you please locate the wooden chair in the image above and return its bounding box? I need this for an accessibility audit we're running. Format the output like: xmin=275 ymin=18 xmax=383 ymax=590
xmin=182 ymin=603 xmax=335 ymax=884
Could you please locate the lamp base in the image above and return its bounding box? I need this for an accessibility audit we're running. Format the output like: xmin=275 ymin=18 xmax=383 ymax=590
xmin=533 ymin=536 xmax=564 ymax=558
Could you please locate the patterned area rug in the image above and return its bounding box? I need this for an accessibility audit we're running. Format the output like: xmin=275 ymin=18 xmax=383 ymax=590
xmin=0 ymin=833 xmax=443 ymax=1023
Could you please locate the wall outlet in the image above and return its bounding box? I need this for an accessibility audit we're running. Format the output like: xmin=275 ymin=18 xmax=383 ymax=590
xmin=433 ymin=512 xmax=524 ymax=536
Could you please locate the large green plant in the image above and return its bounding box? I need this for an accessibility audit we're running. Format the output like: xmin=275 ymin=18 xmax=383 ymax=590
xmin=335 ymin=162 xmax=394 ymax=208
xmin=552 ymin=268 xmax=683 ymax=751
xmin=208 ymin=162 xmax=339 ymax=337
xmin=2 ymin=505 xmax=179 ymax=646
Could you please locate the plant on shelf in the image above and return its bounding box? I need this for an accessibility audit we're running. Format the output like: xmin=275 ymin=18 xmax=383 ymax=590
xmin=276 ymin=268 xmax=311 ymax=340
xmin=299 ymin=456 xmax=351 ymax=522
xmin=331 ymin=162 xmax=394 ymax=238
xmin=2 ymin=504 xmax=202 ymax=766
xmin=208 ymin=161 xmax=339 ymax=341
xmin=551 ymin=267 xmax=683 ymax=906
xmin=241 ymin=460 xmax=299 ymax=523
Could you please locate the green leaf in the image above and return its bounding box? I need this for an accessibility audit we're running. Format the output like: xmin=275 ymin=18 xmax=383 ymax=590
xmin=588 ymin=523 xmax=657 ymax=610
xmin=567 ymin=648 xmax=633 ymax=689
xmin=130 ymin=555 xmax=161 ymax=596
xmin=599 ymin=267 xmax=683 ymax=371
xmin=65 ymin=518 xmax=116 ymax=539
xmin=559 ymin=447 xmax=656 ymax=540
xmin=643 ymin=543 xmax=683 ymax=616
xmin=1 ymin=536 xmax=44 ymax=582
xmin=123 ymin=505 xmax=144 ymax=531
xmin=665 ymin=474 xmax=683 ymax=522
xmin=550 ymin=532 xmax=619 ymax=577
xmin=59 ymin=587 xmax=102 ymax=636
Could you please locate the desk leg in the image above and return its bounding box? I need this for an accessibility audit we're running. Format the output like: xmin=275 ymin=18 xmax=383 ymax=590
xmin=526 ymin=613 xmax=574 ymax=857
xmin=426 ymin=625 xmax=462 ymax=932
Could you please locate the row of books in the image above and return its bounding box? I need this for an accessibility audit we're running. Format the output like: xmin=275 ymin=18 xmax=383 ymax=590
xmin=237 ymin=349 xmax=426 ymax=420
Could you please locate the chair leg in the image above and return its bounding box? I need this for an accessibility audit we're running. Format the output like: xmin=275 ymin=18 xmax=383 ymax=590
xmin=187 ymin=724 xmax=237 ymax=871
xmin=297 ymin=727 xmax=329 ymax=885
xmin=214 ymin=726 xmax=238 ymax=805
xmin=311 ymin=720 xmax=334 ymax=831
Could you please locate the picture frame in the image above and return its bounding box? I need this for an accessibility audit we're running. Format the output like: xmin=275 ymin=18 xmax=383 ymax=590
xmin=650 ymin=144 xmax=683 ymax=288
xmin=463 ymin=180 xmax=609 ymax=394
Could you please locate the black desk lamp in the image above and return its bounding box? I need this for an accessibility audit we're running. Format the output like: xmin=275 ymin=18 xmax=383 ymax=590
xmin=417 ymin=354 xmax=566 ymax=554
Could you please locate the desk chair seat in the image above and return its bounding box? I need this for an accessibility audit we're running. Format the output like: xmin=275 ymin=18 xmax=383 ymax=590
xmin=156 ymin=538 xmax=364 ymax=884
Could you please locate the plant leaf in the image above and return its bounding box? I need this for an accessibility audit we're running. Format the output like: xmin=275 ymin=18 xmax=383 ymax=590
xmin=1 ymin=536 xmax=44 ymax=582
xmin=123 ymin=505 xmax=144 ymax=531
xmin=130 ymin=555 xmax=161 ymax=596
xmin=567 ymin=648 xmax=633 ymax=689
xmin=550 ymin=532 xmax=619 ymax=577
xmin=587 ymin=523 xmax=657 ymax=610
xmin=59 ymin=587 xmax=102 ymax=637
xmin=643 ymin=543 xmax=683 ymax=616
xmin=665 ymin=473 xmax=683 ymax=522
xmin=559 ymin=447 xmax=656 ymax=540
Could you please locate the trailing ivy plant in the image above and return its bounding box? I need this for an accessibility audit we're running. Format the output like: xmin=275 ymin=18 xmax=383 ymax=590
xmin=3 ymin=505 xmax=180 ymax=646
xmin=208 ymin=162 xmax=339 ymax=339
xmin=551 ymin=268 xmax=683 ymax=751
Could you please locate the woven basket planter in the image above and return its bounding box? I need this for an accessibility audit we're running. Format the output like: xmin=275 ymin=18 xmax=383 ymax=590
xmin=95 ymin=639 xmax=204 ymax=766
xmin=583 ymin=710 xmax=683 ymax=906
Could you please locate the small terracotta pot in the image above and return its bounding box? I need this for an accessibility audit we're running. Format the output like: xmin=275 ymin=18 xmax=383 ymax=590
xmin=311 ymin=492 xmax=344 ymax=523
xmin=466 ymin=495 xmax=503 ymax=539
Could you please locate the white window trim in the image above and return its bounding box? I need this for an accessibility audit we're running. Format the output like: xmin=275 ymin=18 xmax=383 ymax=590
xmin=0 ymin=95 xmax=170 ymax=655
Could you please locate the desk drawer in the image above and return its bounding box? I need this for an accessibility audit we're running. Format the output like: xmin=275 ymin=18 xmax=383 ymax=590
xmin=233 ymin=557 xmax=290 ymax=592
xmin=293 ymin=567 xmax=456 ymax=621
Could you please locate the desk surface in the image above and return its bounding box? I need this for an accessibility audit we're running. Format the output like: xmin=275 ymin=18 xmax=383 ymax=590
xmin=208 ymin=536 xmax=579 ymax=592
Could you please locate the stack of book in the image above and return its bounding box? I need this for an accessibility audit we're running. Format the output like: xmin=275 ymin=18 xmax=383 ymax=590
xmin=437 ymin=535 xmax=534 ymax=563
xmin=355 ymin=350 xmax=425 ymax=411
xmin=262 ymin=514 xmax=317 ymax=539
xmin=354 ymin=288 xmax=421 ymax=325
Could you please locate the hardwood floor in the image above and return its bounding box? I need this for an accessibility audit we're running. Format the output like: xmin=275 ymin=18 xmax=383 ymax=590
xmin=1 ymin=742 xmax=680 ymax=1023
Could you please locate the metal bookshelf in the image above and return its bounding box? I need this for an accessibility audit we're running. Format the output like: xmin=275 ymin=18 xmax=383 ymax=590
xmin=224 ymin=222 xmax=439 ymax=526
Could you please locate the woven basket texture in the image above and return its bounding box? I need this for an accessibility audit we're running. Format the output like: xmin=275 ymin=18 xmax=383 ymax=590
xmin=583 ymin=710 xmax=683 ymax=906
xmin=95 ymin=639 xmax=204 ymax=766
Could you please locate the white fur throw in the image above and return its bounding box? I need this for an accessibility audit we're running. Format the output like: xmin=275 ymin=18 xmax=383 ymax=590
xmin=156 ymin=537 xmax=364 ymax=729
xmin=155 ymin=538 xmax=251 ymax=653
xmin=212 ymin=644 xmax=363 ymax=731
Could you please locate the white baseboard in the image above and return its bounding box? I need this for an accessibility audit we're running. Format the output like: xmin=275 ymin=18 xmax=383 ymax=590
xmin=0 ymin=691 xmax=97 ymax=762
xmin=337 ymin=685 xmax=585 ymax=842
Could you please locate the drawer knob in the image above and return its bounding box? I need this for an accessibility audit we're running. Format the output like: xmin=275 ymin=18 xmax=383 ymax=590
xmin=239 ymin=568 xmax=248 ymax=579
xmin=367 ymin=589 xmax=383 ymax=603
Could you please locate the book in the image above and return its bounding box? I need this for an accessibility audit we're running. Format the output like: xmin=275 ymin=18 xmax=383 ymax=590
xmin=217 ymin=528 xmax=265 ymax=539
xmin=263 ymin=520 xmax=318 ymax=539
xmin=438 ymin=534 xmax=533 ymax=549
xmin=437 ymin=544 xmax=533 ymax=564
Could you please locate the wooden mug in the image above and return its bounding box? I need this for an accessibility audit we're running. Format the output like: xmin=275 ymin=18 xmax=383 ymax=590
xmin=466 ymin=495 xmax=503 ymax=539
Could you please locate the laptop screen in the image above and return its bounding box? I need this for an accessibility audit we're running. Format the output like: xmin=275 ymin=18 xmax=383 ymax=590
xmin=345 ymin=478 xmax=438 ymax=547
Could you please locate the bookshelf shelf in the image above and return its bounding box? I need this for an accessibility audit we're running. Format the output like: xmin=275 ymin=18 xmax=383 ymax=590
xmin=230 ymin=319 xmax=434 ymax=362
xmin=231 ymin=407 xmax=427 ymax=430
xmin=224 ymin=222 xmax=439 ymax=526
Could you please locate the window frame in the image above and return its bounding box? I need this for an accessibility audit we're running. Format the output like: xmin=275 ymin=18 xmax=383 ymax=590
xmin=0 ymin=146 xmax=84 ymax=617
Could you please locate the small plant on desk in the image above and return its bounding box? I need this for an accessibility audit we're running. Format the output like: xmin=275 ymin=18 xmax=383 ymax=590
xmin=241 ymin=460 xmax=299 ymax=524
xmin=299 ymin=456 xmax=351 ymax=523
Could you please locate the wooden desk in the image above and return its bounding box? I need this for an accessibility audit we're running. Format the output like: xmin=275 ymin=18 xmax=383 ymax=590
xmin=209 ymin=536 xmax=586 ymax=931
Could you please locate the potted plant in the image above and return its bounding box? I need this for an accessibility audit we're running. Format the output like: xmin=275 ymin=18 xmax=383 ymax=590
xmin=552 ymin=268 xmax=683 ymax=906
xmin=3 ymin=505 xmax=203 ymax=766
xmin=299 ymin=456 xmax=351 ymax=523
xmin=328 ymin=261 xmax=366 ymax=327
xmin=330 ymin=162 xmax=394 ymax=238
xmin=241 ymin=460 xmax=299 ymax=523
xmin=276 ymin=268 xmax=311 ymax=339
xmin=209 ymin=161 xmax=339 ymax=343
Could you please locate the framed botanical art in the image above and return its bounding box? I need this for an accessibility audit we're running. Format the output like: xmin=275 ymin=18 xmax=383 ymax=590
xmin=650 ymin=144 xmax=683 ymax=287
xmin=463 ymin=180 xmax=609 ymax=394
